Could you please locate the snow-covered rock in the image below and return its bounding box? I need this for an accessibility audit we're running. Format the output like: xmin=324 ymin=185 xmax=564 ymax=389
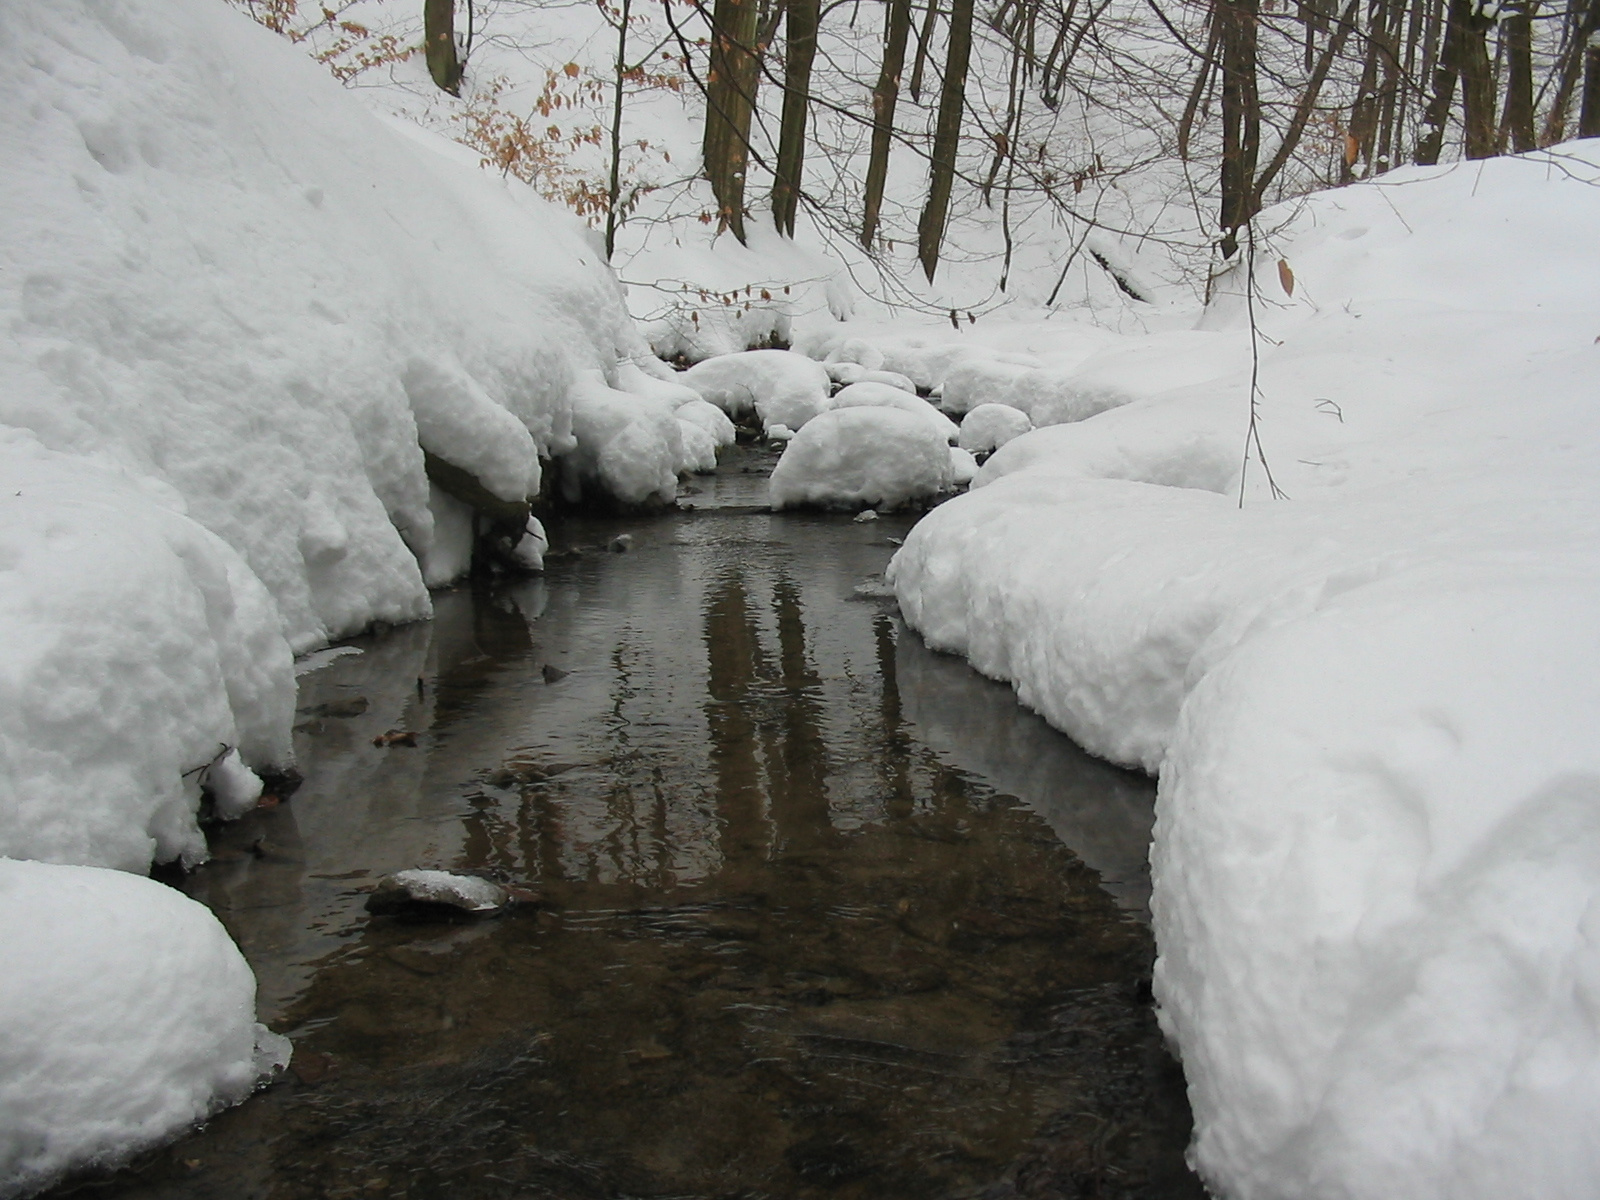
xmin=0 ymin=858 xmax=288 ymax=1197
xmin=769 ymin=407 xmax=954 ymax=511
xmin=561 ymin=371 xmax=683 ymax=506
xmin=831 ymin=382 xmax=959 ymax=443
xmin=675 ymin=418 xmax=720 ymax=474
xmin=889 ymin=145 xmax=1600 ymax=1200
xmin=675 ymin=399 xmax=738 ymax=448
xmin=958 ymin=403 xmax=1033 ymax=454
xmin=682 ymin=349 xmax=832 ymax=434
xmin=365 ymin=869 xmax=510 ymax=916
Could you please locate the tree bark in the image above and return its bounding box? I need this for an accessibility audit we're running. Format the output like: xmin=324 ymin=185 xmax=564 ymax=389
xmin=703 ymin=0 xmax=762 ymax=241
xmin=1582 ymin=41 xmax=1600 ymax=135
xmin=917 ymin=0 xmax=974 ymax=280
xmin=1453 ymin=0 xmax=1497 ymax=158
xmin=424 ymin=0 xmax=463 ymax=95
xmin=1499 ymin=1 xmax=1536 ymax=150
xmin=1415 ymin=0 xmax=1460 ymax=163
xmin=1216 ymin=0 xmax=1260 ymax=256
xmin=862 ymin=0 xmax=913 ymax=248
xmin=772 ymin=0 xmax=819 ymax=235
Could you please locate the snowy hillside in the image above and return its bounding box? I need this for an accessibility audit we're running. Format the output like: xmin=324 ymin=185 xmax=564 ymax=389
xmin=881 ymin=145 xmax=1600 ymax=1198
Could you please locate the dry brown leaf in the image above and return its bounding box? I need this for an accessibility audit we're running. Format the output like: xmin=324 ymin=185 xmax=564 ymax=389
xmin=1278 ymin=258 xmax=1296 ymax=297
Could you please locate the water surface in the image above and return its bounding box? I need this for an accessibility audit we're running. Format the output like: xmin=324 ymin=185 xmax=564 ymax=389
xmin=53 ymin=451 xmax=1198 ymax=1200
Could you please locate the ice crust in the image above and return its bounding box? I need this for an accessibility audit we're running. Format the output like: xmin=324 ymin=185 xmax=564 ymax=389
xmin=884 ymin=146 xmax=1600 ymax=1199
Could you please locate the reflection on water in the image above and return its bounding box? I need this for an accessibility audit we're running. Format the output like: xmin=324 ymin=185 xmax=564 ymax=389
xmin=51 ymin=474 xmax=1198 ymax=1200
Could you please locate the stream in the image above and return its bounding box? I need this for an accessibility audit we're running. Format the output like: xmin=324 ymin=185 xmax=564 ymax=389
xmin=52 ymin=446 xmax=1201 ymax=1200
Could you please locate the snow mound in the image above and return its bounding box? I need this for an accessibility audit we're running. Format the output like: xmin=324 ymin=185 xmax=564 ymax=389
xmin=832 ymin=382 xmax=959 ymax=444
xmin=675 ymin=399 xmax=738 ymax=448
xmin=683 ymin=350 xmax=832 ymax=434
xmin=0 ymin=439 xmax=293 ymax=871
xmin=562 ymin=371 xmax=683 ymax=506
xmin=676 ymin=418 xmax=720 ymax=474
xmin=769 ymin=408 xmax=954 ymax=512
xmin=958 ymin=403 xmax=1033 ymax=454
xmin=888 ymin=145 xmax=1600 ymax=1199
xmin=0 ymin=858 xmax=288 ymax=1197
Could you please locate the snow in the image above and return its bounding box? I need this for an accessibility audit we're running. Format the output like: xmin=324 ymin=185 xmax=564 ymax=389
xmin=0 ymin=857 xmax=288 ymax=1197
xmin=682 ymin=349 xmax=833 ymax=434
xmin=831 ymin=382 xmax=960 ymax=443
xmin=675 ymin=399 xmax=738 ymax=448
xmin=560 ymin=371 xmax=684 ymax=506
xmin=885 ymin=145 xmax=1600 ymax=1200
xmin=958 ymin=403 xmax=1034 ymax=455
xmin=769 ymin=407 xmax=955 ymax=512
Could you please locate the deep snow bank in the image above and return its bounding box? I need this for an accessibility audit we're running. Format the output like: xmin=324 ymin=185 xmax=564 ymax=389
xmin=0 ymin=0 xmax=669 ymax=867
xmin=889 ymin=145 xmax=1600 ymax=1198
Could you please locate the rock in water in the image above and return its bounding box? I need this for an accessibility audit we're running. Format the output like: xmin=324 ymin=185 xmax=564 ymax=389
xmin=365 ymin=870 xmax=509 ymax=917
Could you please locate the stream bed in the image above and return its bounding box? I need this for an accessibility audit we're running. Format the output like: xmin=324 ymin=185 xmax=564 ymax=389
xmin=53 ymin=448 xmax=1201 ymax=1200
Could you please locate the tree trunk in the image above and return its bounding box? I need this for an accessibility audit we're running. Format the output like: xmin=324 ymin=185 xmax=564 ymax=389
xmin=424 ymin=0 xmax=463 ymax=95
xmin=1582 ymin=41 xmax=1600 ymax=135
xmin=1216 ymin=0 xmax=1260 ymax=257
xmin=772 ymin=0 xmax=819 ymax=235
xmin=1415 ymin=0 xmax=1460 ymax=163
xmin=862 ymin=0 xmax=913 ymax=248
xmin=604 ymin=0 xmax=632 ymax=259
xmin=909 ymin=0 xmax=940 ymax=101
xmin=1454 ymin=0 xmax=1497 ymax=158
xmin=1541 ymin=0 xmax=1600 ymax=143
xmin=917 ymin=0 xmax=974 ymax=281
xmin=703 ymin=0 xmax=762 ymax=241
xmin=1501 ymin=1 xmax=1536 ymax=151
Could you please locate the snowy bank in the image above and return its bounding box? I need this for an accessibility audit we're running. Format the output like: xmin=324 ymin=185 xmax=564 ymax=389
xmin=0 ymin=858 xmax=288 ymax=1197
xmin=889 ymin=145 xmax=1600 ymax=1198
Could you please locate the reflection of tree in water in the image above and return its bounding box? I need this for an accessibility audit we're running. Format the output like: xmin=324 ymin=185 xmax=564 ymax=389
xmin=63 ymin=533 xmax=1198 ymax=1200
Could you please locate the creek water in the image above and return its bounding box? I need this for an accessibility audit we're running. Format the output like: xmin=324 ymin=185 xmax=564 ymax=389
xmin=53 ymin=447 xmax=1201 ymax=1200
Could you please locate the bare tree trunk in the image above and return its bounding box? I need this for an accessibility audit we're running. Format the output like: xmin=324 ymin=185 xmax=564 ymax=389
xmin=1415 ymin=0 xmax=1460 ymax=163
xmin=862 ymin=0 xmax=913 ymax=248
xmin=703 ymin=0 xmax=762 ymax=241
xmin=1501 ymin=1 xmax=1537 ymax=151
xmin=772 ymin=0 xmax=819 ymax=235
xmin=1345 ymin=0 xmax=1386 ymax=180
xmin=917 ymin=0 xmax=974 ymax=280
xmin=1216 ymin=0 xmax=1260 ymax=257
xmin=424 ymin=0 xmax=463 ymax=95
xmin=1453 ymin=0 xmax=1498 ymax=157
xmin=1253 ymin=0 xmax=1359 ymax=202
xmin=909 ymin=0 xmax=941 ymax=100
xmin=604 ymin=0 xmax=632 ymax=258
xmin=1178 ymin=13 xmax=1220 ymax=160
xmin=1540 ymin=0 xmax=1597 ymax=143
xmin=1582 ymin=41 xmax=1600 ymax=134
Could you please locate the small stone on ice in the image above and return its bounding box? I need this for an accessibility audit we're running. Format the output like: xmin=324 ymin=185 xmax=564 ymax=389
xmin=853 ymin=509 xmax=878 ymax=522
xmin=365 ymin=869 xmax=509 ymax=917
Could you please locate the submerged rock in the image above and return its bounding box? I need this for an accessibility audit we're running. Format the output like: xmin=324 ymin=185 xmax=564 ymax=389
xmin=365 ymin=870 xmax=510 ymax=917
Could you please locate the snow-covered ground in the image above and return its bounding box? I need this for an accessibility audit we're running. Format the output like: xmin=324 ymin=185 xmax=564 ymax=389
xmin=875 ymin=145 xmax=1600 ymax=1198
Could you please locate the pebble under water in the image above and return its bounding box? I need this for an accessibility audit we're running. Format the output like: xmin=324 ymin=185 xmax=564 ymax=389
xmin=51 ymin=449 xmax=1202 ymax=1200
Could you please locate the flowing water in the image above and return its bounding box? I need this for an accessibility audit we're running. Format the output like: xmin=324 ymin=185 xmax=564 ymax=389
xmin=52 ymin=448 xmax=1201 ymax=1200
